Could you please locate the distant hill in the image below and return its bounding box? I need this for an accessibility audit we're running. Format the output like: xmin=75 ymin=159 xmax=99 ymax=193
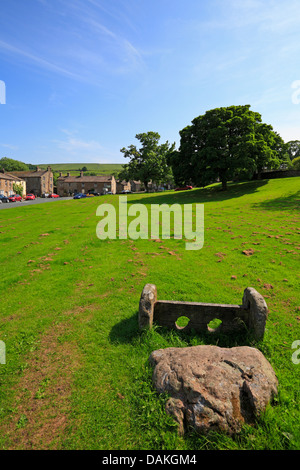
xmin=38 ymin=163 xmax=124 ymax=176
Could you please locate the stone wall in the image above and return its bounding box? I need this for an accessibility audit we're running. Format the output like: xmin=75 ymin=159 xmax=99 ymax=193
xmin=255 ymin=169 xmax=300 ymax=180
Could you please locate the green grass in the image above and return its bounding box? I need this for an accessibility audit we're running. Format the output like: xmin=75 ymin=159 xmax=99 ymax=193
xmin=0 ymin=177 xmax=299 ymax=450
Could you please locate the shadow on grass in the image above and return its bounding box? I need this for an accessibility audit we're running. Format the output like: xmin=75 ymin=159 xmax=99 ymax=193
xmin=109 ymin=312 xmax=140 ymax=344
xmin=128 ymin=180 xmax=268 ymax=206
xmin=109 ymin=312 xmax=257 ymax=349
xmin=252 ymin=189 xmax=300 ymax=212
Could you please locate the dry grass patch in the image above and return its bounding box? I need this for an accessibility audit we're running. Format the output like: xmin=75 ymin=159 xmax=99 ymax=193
xmin=3 ymin=321 xmax=81 ymax=450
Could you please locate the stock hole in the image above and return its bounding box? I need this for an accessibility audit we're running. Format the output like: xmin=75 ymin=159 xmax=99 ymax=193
xmin=207 ymin=318 xmax=222 ymax=333
xmin=176 ymin=316 xmax=190 ymax=329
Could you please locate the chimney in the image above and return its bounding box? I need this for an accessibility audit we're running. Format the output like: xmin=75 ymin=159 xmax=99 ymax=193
xmin=59 ymin=172 xmax=62 ymax=177
xmin=47 ymin=166 xmax=51 ymax=172
xmin=80 ymin=171 xmax=83 ymax=177
xmin=67 ymin=172 xmax=70 ymax=177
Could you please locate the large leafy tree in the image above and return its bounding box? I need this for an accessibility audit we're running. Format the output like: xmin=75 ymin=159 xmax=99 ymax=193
xmin=119 ymin=132 xmax=175 ymax=190
xmin=286 ymin=140 xmax=300 ymax=160
xmin=0 ymin=157 xmax=29 ymax=172
xmin=170 ymin=105 xmax=287 ymax=190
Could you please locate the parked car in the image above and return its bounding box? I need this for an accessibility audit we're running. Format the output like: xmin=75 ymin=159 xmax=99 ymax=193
xmin=48 ymin=193 xmax=59 ymax=198
xmin=87 ymin=192 xmax=100 ymax=197
xmin=174 ymin=185 xmax=193 ymax=191
xmin=73 ymin=193 xmax=87 ymax=199
xmin=25 ymin=193 xmax=35 ymax=200
xmin=121 ymin=189 xmax=131 ymax=194
xmin=42 ymin=193 xmax=49 ymax=198
xmin=0 ymin=194 xmax=9 ymax=203
xmin=8 ymin=194 xmax=22 ymax=202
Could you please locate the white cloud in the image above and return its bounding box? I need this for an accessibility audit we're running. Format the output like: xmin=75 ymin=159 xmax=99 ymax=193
xmin=54 ymin=130 xmax=102 ymax=154
xmin=0 ymin=0 xmax=145 ymax=86
xmin=0 ymin=143 xmax=19 ymax=151
xmin=0 ymin=40 xmax=83 ymax=81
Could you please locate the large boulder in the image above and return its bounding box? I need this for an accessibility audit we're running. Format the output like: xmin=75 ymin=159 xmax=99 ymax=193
xmin=149 ymin=345 xmax=278 ymax=435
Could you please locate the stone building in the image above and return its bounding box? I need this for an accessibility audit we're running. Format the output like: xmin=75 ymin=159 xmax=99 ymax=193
xmin=130 ymin=180 xmax=142 ymax=192
xmin=0 ymin=170 xmax=26 ymax=197
xmin=10 ymin=166 xmax=53 ymax=196
xmin=116 ymin=180 xmax=131 ymax=193
xmin=56 ymin=172 xmax=117 ymax=196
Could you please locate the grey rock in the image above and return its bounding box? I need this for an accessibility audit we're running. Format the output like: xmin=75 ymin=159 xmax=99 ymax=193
xmin=149 ymin=345 xmax=278 ymax=435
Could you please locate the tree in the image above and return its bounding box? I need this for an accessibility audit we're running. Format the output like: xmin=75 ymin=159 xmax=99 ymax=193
xmin=250 ymin=123 xmax=289 ymax=176
xmin=170 ymin=105 xmax=288 ymax=190
xmin=13 ymin=183 xmax=23 ymax=196
xmin=292 ymin=156 xmax=300 ymax=170
xmin=286 ymin=140 xmax=300 ymax=160
xmin=167 ymin=126 xmax=194 ymax=187
xmin=0 ymin=157 xmax=29 ymax=172
xmin=119 ymin=132 xmax=175 ymax=191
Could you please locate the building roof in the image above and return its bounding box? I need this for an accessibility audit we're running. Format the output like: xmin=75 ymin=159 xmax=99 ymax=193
xmin=116 ymin=179 xmax=129 ymax=185
xmin=0 ymin=171 xmax=25 ymax=182
xmin=10 ymin=170 xmax=50 ymax=178
xmin=57 ymin=174 xmax=114 ymax=183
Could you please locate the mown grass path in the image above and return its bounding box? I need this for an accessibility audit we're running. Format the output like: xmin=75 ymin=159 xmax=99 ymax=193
xmin=0 ymin=178 xmax=299 ymax=450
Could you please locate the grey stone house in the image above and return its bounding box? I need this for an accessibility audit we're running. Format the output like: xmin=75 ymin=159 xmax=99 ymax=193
xmin=10 ymin=166 xmax=53 ymax=196
xmin=56 ymin=172 xmax=117 ymax=196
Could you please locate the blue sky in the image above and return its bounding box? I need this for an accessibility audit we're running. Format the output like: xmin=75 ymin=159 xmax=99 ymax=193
xmin=1 ymin=0 xmax=300 ymax=165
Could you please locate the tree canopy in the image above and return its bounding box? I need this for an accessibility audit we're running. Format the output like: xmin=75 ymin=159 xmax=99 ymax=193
xmin=119 ymin=132 xmax=175 ymax=190
xmin=0 ymin=157 xmax=29 ymax=172
xmin=169 ymin=105 xmax=288 ymax=190
xmin=292 ymin=156 xmax=300 ymax=170
xmin=286 ymin=140 xmax=300 ymax=161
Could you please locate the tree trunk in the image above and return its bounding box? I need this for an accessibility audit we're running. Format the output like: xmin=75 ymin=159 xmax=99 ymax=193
xmin=221 ymin=178 xmax=227 ymax=191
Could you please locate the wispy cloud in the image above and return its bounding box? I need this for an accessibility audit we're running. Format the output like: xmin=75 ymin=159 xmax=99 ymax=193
xmin=0 ymin=143 xmax=19 ymax=151
xmin=53 ymin=129 xmax=102 ymax=154
xmin=0 ymin=1 xmax=145 ymax=85
xmin=0 ymin=40 xmax=82 ymax=81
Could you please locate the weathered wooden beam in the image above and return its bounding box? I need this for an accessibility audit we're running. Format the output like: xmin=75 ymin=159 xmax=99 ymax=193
xmin=154 ymin=301 xmax=248 ymax=333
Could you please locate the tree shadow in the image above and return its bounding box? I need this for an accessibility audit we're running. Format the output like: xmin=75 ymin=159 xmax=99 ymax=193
xmin=252 ymin=189 xmax=300 ymax=212
xmin=109 ymin=311 xmax=140 ymax=344
xmin=128 ymin=180 xmax=268 ymax=206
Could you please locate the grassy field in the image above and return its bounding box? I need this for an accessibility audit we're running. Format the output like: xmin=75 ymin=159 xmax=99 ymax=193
xmin=38 ymin=163 xmax=124 ymax=176
xmin=0 ymin=177 xmax=299 ymax=450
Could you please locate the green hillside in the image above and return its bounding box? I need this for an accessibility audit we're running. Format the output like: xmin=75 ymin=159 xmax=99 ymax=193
xmin=38 ymin=163 xmax=124 ymax=176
